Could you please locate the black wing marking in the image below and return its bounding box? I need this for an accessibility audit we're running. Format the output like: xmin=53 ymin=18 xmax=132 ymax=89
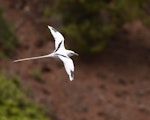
xmin=70 ymin=70 xmax=74 ymax=79
xmin=51 ymin=27 xmax=57 ymax=32
xmin=55 ymin=53 xmax=68 ymax=58
xmin=54 ymin=41 xmax=62 ymax=52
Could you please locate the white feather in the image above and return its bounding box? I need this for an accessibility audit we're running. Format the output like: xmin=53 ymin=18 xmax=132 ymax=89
xmin=48 ymin=25 xmax=65 ymax=50
xmin=58 ymin=55 xmax=74 ymax=81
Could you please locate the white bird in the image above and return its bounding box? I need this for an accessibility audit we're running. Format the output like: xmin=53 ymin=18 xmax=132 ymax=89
xmin=14 ymin=25 xmax=78 ymax=81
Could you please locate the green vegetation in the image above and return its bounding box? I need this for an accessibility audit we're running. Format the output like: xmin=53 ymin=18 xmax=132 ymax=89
xmin=0 ymin=72 xmax=49 ymax=120
xmin=43 ymin=7 xmax=51 ymax=18
xmin=0 ymin=7 xmax=18 ymax=58
xmin=55 ymin=0 xmax=150 ymax=55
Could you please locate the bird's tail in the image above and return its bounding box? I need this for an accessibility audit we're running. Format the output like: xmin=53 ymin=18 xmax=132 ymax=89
xmin=13 ymin=54 xmax=50 ymax=62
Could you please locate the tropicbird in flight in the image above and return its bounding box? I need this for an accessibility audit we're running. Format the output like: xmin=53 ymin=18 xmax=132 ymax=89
xmin=14 ymin=25 xmax=78 ymax=81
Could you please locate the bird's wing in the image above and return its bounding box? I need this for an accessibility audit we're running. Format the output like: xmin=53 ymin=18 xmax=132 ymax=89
xmin=58 ymin=55 xmax=74 ymax=81
xmin=48 ymin=26 xmax=65 ymax=50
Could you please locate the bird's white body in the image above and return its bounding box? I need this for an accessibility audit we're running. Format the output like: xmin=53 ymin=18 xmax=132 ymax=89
xmin=14 ymin=25 xmax=78 ymax=81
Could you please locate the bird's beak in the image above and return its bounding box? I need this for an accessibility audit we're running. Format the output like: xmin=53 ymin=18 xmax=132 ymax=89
xmin=74 ymin=53 xmax=79 ymax=56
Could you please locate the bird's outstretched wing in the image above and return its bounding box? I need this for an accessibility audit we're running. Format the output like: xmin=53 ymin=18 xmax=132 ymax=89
xmin=48 ymin=26 xmax=65 ymax=51
xmin=58 ymin=55 xmax=74 ymax=81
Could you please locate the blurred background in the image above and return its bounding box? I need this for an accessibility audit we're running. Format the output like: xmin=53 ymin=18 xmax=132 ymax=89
xmin=0 ymin=0 xmax=150 ymax=120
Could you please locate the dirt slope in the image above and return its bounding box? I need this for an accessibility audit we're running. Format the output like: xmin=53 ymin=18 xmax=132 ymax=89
xmin=0 ymin=1 xmax=150 ymax=120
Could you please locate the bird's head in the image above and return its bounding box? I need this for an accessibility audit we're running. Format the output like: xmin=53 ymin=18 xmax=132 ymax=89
xmin=67 ymin=50 xmax=79 ymax=57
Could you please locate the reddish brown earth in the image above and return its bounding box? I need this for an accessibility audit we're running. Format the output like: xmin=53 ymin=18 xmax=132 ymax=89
xmin=0 ymin=1 xmax=150 ymax=120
